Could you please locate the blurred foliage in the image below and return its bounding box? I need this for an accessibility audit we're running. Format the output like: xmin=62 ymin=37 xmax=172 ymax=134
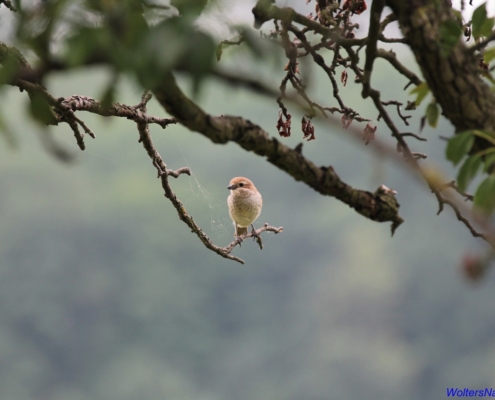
xmin=425 ymin=102 xmax=439 ymax=128
xmin=472 ymin=2 xmax=495 ymax=39
xmin=409 ymin=82 xmax=430 ymax=106
xmin=446 ymin=130 xmax=495 ymax=213
xmin=64 ymin=2 xmax=216 ymax=92
xmin=1 ymin=1 xmax=495 ymax=399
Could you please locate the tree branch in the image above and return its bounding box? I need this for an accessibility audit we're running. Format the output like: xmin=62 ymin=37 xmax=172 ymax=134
xmin=60 ymin=95 xmax=178 ymax=128
xmin=362 ymin=0 xmax=385 ymax=98
xmin=375 ymin=48 xmax=422 ymax=87
xmin=469 ymin=31 xmax=495 ymax=52
xmin=385 ymin=0 xmax=495 ymax=153
xmin=152 ymin=72 xmax=404 ymax=234
xmin=134 ymin=92 xmax=282 ymax=264
xmin=0 ymin=0 xmax=16 ymax=13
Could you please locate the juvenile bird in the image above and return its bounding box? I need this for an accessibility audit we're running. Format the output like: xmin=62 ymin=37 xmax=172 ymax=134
xmin=227 ymin=177 xmax=263 ymax=238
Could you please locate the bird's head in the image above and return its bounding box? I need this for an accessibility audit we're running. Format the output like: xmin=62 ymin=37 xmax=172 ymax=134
xmin=228 ymin=177 xmax=257 ymax=196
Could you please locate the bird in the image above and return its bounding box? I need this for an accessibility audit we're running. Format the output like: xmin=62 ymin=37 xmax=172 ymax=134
xmin=227 ymin=177 xmax=263 ymax=238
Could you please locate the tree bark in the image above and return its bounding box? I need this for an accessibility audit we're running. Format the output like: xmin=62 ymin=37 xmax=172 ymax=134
xmin=385 ymin=0 xmax=495 ymax=151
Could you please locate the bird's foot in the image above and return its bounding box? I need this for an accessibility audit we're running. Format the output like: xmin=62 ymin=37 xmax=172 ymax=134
xmin=251 ymin=225 xmax=263 ymax=250
xmin=235 ymin=235 xmax=244 ymax=247
xmin=250 ymin=224 xmax=260 ymax=241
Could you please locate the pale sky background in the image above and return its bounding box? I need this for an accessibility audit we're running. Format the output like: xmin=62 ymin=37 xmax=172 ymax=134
xmin=454 ymin=0 xmax=495 ymax=18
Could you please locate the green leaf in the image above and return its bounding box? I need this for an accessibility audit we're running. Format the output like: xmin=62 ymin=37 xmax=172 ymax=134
xmin=472 ymin=3 xmax=488 ymax=35
xmin=426 ymin=102 xmax=439 ymax=127
xmin=457 ymin=155 xmax=482 ymax=192
xmin=471 ymin=129 xmax=495 ymax=146
xmin=181 ymin=31 xmax=216 ymax=95
xmin=474 ymin=174 xmax=495 ymax=214
xmin=480 ymin=17 xmax=494 ymax=38
xmin=28 ymin=92 xmax=57 ymax=125
xmin=409 ymin=82 xmax=430 ymax=106
xmin=215 ymin=44 xmax=223 ymax=61
xmin=484 ymin=47 xmax=495 ymax=64
xmin=133 ymin=19 xmax=188 ymax=87
xmin=446 ymin=131 xmax=475 ymax=166
xmin=66 ymin=27 xmax=111 ymax=67
xmin=439 ymin=20 xmax=462 ymax=55
xmin=472 ymin=3 xmax=495 ymax=39
xmin=483 ymin=152 xmax=495 ymax=172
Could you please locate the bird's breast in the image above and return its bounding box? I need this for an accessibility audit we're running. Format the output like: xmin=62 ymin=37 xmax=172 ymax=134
xmin=228 ymin=192 xmax=262 ymax=227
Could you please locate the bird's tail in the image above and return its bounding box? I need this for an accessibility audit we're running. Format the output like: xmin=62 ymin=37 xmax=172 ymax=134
xmin=235 ymin=226 xmax=248 ymax=237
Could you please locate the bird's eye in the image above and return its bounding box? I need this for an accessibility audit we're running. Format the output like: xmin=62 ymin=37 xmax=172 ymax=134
xmin=239 ymin=183 xmax=244 ymax=187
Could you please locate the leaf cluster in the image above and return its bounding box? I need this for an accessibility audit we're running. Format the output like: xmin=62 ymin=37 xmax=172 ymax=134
xmin=446 ymin=131 xmax=495 ymax=214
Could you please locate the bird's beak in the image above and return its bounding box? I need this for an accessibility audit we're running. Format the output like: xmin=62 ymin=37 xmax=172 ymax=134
xmin=227 ymin=184 xmax=236 ymax=190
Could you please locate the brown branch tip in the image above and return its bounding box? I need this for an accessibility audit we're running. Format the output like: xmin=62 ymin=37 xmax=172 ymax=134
xmin=222 ymin=224 xmax=285 ymax=257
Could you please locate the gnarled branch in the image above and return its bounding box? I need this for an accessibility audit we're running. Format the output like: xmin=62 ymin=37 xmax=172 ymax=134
xmin=152 ymin=72 xmax=404 ymax=234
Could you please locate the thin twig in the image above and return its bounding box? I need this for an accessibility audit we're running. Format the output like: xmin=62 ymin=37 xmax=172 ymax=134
xmin=136 ymin=114 xmax=283 ymax=264
xmin=382 ymin=100 xmax=412 ymax=126
xmin=469 ymin=31 xmax=495 ymax=52
xmin=439 ymin=180 xmax=474 ymax=201
xmin=400 ymin=132 xmax=427 ymax=141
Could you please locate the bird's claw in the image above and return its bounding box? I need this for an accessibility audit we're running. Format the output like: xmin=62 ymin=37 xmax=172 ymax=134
xmin=235 ymin=235 xmax=244 ymax=247
xmin=250 ymin=224 xmax=260 ymax=241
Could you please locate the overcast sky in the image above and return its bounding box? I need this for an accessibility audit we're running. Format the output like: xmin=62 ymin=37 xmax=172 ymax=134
xmin=453 ymin=0 xmax=495 ymax=17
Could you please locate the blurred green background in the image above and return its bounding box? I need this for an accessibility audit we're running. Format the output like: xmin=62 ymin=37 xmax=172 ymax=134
xmin=1 ymin=13 xmax=495 ymax=400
